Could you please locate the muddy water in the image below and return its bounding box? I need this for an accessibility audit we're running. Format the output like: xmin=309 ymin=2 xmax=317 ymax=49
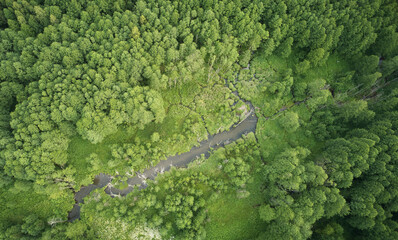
xmin=68 ymin=93 xmax=258 ymax=221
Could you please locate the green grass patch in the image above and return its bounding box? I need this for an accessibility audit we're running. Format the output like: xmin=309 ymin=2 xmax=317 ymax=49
xmin=204 ymin=174 xmax=264 ymax=240
xmin=300 ymin=54 xmax=351 ymax=85
xmin=237 ymin=52 xmax=352 ymax=117
xmin=256 ymin=103 xmax=324 ymax=162
xmin=68 ymin=136 xmax=113 ymax=188
xmin=0 ymin=186 xmax=74 ymax=227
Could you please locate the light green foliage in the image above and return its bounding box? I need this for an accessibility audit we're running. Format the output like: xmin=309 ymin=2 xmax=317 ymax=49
xmin=313 ymin=222 xmax=345 ymax=240
xmin=354 ymin=55 xmax=382 ymax=88
xmin=338 ymin=100 xmax=375 ymax=123
xmin=264 ymin=147 xmax=327 ymax=191
xmin=276 ymin=37 xmax=293 ymax=58
xmin=151 ymin=132 xmax=160 ymax=142
xmin=259 ymin=204 xmax=276 ymax=222
xmin=308 ymin=48 xmax=327 ymax=66
xmin=306 ymin=79 xmax=331 ymax=111
xmin=65 ymin=221 xmax=89 ymax=239
xmin=193 ymin=84 xmax=243 ymax=134
xmin=219 ymin=134 xmax=259 ymax=187
xmin=279 ymin=112 xmax=300 ymax=132
xmin=295 ymin=60 xmax=311 ymax=75
xmin=222 ymin=157 xmax=251 ymax=187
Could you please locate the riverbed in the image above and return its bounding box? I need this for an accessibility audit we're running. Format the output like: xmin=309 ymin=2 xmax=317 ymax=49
xmin=68 ymin=86 xmax=258 ymax=221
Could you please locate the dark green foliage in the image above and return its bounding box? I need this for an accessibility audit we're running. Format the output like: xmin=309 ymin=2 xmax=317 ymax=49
xmin=262 ymin=0 xmax=398 ymax=64
xmin=307 ymin=89 xmax=398 ymax=239
xmin=321 ymin=136 xmax=378 ymax=188
xmin=21 ymin=214 xmax=45 ymax=237
xmin=382 ymin=55 xmax=398 ymax=78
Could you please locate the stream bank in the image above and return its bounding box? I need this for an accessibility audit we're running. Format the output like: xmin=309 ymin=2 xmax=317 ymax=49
xmin=68 ymin=88 xmax=258 ymax=221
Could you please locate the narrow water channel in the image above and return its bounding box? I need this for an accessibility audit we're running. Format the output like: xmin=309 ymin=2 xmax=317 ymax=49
xmin=68 ymin=89 xmax=258 ymax=221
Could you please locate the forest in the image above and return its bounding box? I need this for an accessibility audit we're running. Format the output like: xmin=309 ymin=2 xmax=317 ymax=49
xmin=1 ymin=0 xmax=398 ymax=239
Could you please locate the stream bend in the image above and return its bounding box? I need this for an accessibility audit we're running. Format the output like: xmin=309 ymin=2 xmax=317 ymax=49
xmin=68 ymin=93 xmax=258 ymax=221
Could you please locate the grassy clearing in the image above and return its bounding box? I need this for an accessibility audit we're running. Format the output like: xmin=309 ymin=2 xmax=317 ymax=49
xmin=0 ymin=186 xmax=74 ymax=225
xmin=237 ymin=53 xmax=351 ymax=117
xmin=204 ymin=173 xmax=264 ymax=240
xmin=301 ymin=54 xmax=351 ymax=84
xmin=204 ymin=194 xmax=262 ymax=240
xmin=184 ymin=137 xmax=265 ymax=239
xmin=68 ymin=136 xmax=113 ymax=187
xmin=256 ymin=103 xmax=323 ymax=162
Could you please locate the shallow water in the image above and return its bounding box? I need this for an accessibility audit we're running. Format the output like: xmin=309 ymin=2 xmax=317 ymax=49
xmin=68 ymin=91 xmax=258 ymax=221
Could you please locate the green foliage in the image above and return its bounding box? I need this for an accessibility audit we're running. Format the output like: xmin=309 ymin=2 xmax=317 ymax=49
xmin=307 ymin=89 xmax=398 ymax=239
xmin=382 ymin=55 xmax=398 ymax=77
xmin=21 ymin=214 xmax=45 ymax=237
xmin=1 ymin=0 xmax=398 ymax=239
xmin=321 ymin=136 xmax=377 ymax=188
xmin=354 ymin=55 xmax=382 ymax=88
xmin=279 ymin=112 xmax=300 ymax=132
xmin=259 ymin=204 xmax=276 ymax=223
xmin=276 ymin=37 xmax=293 ymax=58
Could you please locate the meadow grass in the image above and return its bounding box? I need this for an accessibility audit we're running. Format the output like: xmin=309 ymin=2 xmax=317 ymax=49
xmin=245 ymin=53 xmax=351 ymax=116
xmin=0 ymin=186 xmax=74 ymax=223
xmin=204 ymin=173 xmax=264 ymax=240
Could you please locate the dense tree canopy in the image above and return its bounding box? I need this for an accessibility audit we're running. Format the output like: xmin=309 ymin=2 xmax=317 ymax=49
xmin=1 ymin=0 xmax=398 ymax=239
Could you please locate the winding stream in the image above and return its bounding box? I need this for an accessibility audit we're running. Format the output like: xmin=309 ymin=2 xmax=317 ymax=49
xmin=67 ymin=72 xmax=312 ymax=221
xmin=67 ymin=87 xmax=258 ymax=221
